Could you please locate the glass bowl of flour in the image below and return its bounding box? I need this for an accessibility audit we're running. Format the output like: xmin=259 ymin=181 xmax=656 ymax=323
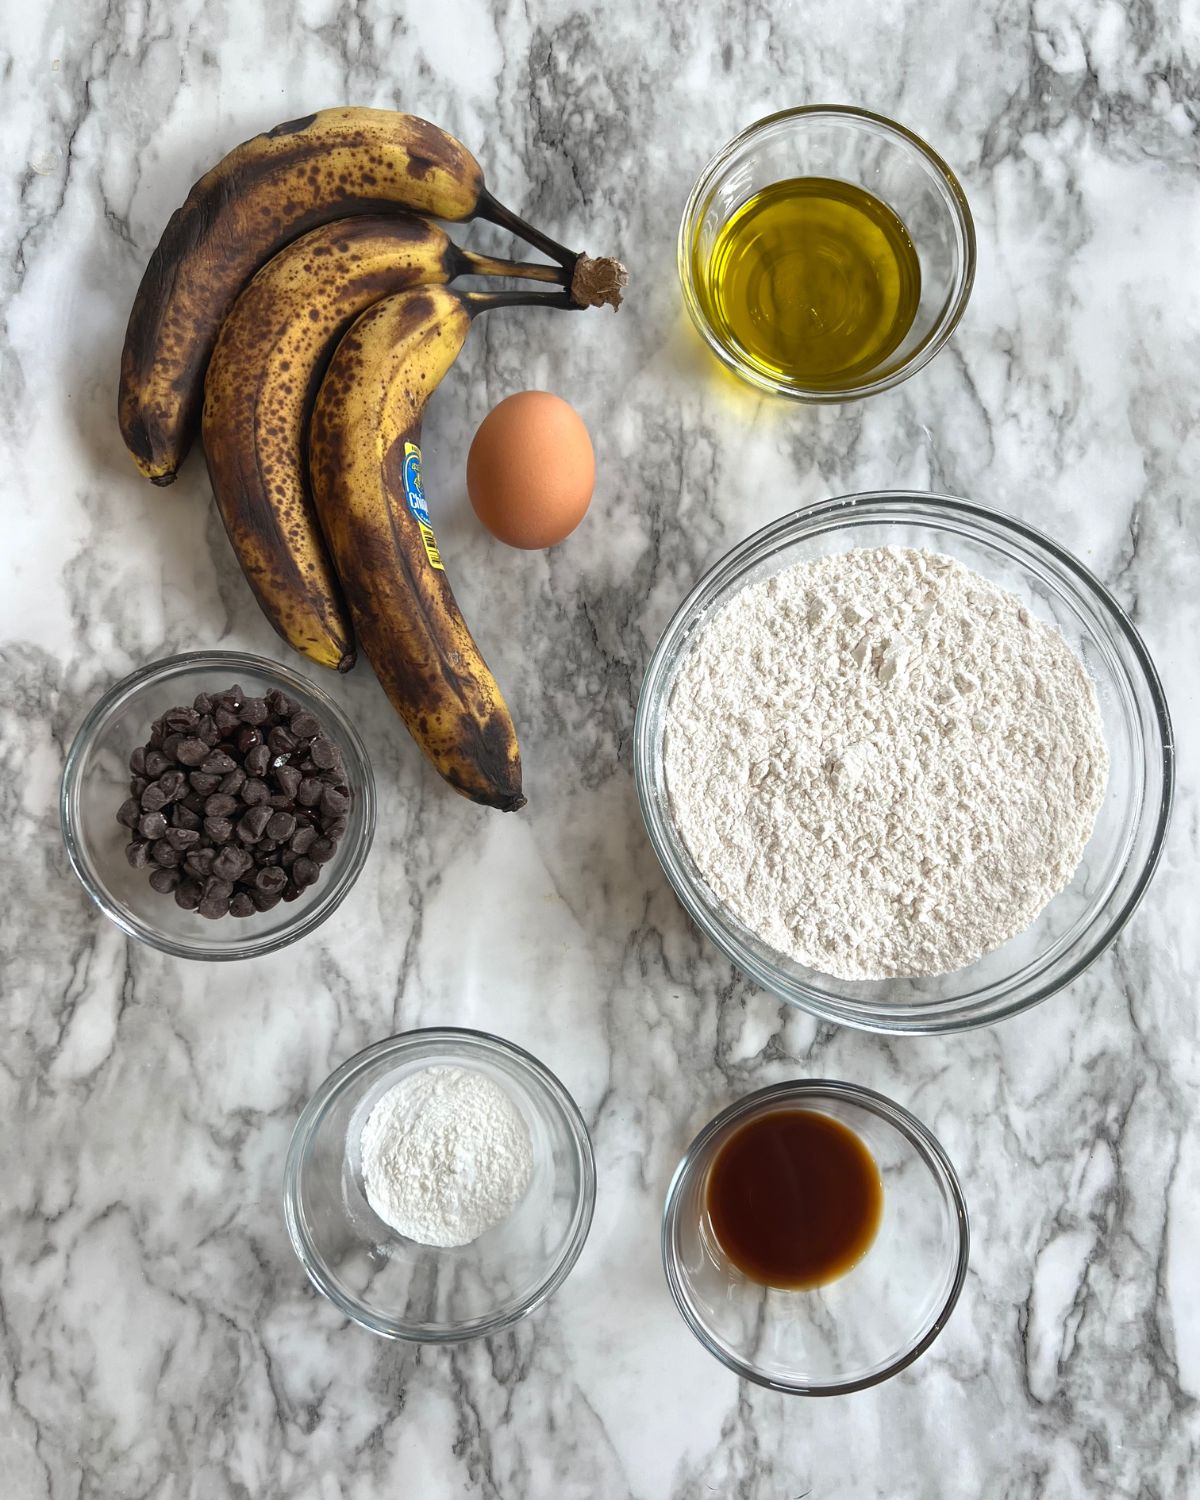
xmin=635 ymin=492 xmax=1173 ymax=1033
xmin=284 ymin=1028 xmax=595 ymax=1340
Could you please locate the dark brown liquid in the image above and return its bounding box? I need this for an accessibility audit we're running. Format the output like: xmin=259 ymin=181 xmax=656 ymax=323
xmin=705 ymin=1109 xmax=883 ymax=1289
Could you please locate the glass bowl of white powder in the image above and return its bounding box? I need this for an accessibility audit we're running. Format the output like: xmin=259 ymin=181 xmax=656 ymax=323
xmin=635 ymin=492 xmax=1173 ymax=1033
xmin=283 ymin=1028 xmax=596 ymax=1341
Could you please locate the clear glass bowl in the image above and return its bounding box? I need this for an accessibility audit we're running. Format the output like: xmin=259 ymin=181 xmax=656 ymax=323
xmin=60 ymin=650 xmax=375 ymax=961
xmin=635 ymin=493 xmax=1174 ymax=1033
xmin=679 ymin=106 xmax=976 ymax=399
xmin=662 ymin=1080 xmax=969 ymax=1395
xmin=283 ymin=1029 xmax=596 ymax=1342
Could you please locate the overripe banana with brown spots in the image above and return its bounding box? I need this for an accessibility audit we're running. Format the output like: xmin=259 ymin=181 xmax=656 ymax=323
xmin=309 ymin=285 xmax=574 ymax=810
xmin=119 ymin=106 xmax=626 ymax=484
xmin=201 ymin=215 xmax=566 ymax=674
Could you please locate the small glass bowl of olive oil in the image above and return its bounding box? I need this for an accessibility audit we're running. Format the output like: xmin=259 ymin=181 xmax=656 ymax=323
xmin=679 ymin=106 xmax=975 ymax=400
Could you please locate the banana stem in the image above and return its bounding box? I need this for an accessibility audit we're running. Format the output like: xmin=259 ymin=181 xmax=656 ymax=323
xmin=465 ymin=288 xmax=580 ymax=315
xmin=475 ymin=190 xmax=580 ymax=271
xmin=455 ymin=248 xmax=567 ymax=285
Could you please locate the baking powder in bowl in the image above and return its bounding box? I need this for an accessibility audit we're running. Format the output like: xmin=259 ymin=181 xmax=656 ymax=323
xmin=360 ymin=1066 xmax=533 ymax=1247
xmin=663 ymin=546 xmax=1109 ymax=980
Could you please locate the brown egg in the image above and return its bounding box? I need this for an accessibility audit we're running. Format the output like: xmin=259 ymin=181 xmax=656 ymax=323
xmin=466 ymin=391 xmax=595 ymax=550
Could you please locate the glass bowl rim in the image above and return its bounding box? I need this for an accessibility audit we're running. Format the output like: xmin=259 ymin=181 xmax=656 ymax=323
xmin=283 ymin=1026 xmax=598 ymax=1343
xmin=633 ymin=491 xmax=1175 ymax=1033
xmin=677 ymin=103 xmax=978 ymax=402
xmin=660 ymin=1077 xmax=970 ymax=1396
xmin=59 ymin=648 xmax=377 ymax=962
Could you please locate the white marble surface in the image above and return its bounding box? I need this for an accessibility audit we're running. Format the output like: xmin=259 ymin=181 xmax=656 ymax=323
xmin=1 ymin=1 xmax=1197 ymax=1495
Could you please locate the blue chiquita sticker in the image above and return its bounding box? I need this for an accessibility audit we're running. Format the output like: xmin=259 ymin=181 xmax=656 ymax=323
xmin=402 ymin=441 xmax=443 ymax=571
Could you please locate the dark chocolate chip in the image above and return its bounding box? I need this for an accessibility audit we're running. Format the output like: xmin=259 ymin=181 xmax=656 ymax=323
xmin=171 ymin=804 xmax=202 ymax=831
xmin=267 ymin=725 xmax=297 ymax=756
xmin=174 ymin=879 xmax=202 ymax=910
xmin=236 ymin=726 xmax=261 ymax=754
xmin=237 ymin=804 xmax=272 ymax=843
xmin=149 ymin=867 xmax=182 ymax=894
xmin=290 ymin=712 xmax=319 ymax=739
xmin=322 ymin=816 xmax=348 ymax=840
xmin=251 ymin=889 xmax=282 ymax=912
xmin=197 ymin=894 xmax=230 ymax=920
xmin=176 ymin=737 xmax=209 ymax=767
xmin=156 ymin=768 xmax=187 ymax=802
xmin=164 ymin=707 xmax=198 ymax=734
xmin=241 ymin=778 xmax=270 ymax=806
xmin=188 ymin=771 xmax=220 ymax=795
xmin=290 ymin=825 xmax=317 ymax=855
xmin=240 ymin=697 xmax=269 ymax=725
xmin=204 ymin=876 xmax=234 ymax=901
xmin=144 ymin=749 xmax=171 ymax=778
xmin=204 ymin=793 xmax=239 ymax=818
xmin=182 ymin=791 xmax=207 ymax=815
xmin=255 ymin=866 xmax=288 ymax=895
xmin=140 ymin=783 xmax=168 ymax=813
xmin=197 ymin=715 xmax=221 ymax=746
xmin=282 ymin=885 xmax=302 ymax=902
xmin=213 ymin=706 xmax=241 ymax=736
xmin=309 ymin=736 xmax=338 ymax=770
xmin=292 ymin=857 xmax=320 ymax=888
xmin=219 ymin=768 xmax=246 ymax=797
xmin=193 ymin=693 xmax=213 ymax=714
xmin=297 ymin=778 xmax=323 ymax=807
xmin=309 ymin=837 xmax=337 ymax=864
xmin=151 ymin=842 xmax=181 ymax=868
xmin=129 ymin=746 xmax=147 ymax=777
xmin=138 ymin=811 xmax=168 ymax=841
xmin=320 ymin=786 xmax=349 ymax=818
xmin=165 ymin=826 xmax=200 ymax=850
xmin=245 ymin=743 xmax=271 ymax=778
xmin=129 ymin=776 xmax=148 ymax=798
xmin=212 ymin=845 xmax=251 ymax=882
xmin=184 ymin=848 xmax=216 ymax=879
xmin=160 ymin=734 xmax=182 ymax=762
xmin=273 ymin=764 xmax=302 ymax=799
xmin=117 ymin=797 xmax=141 ymax=829
xmin=203 ymin=815 xmax=233 ymax=843
xmin=125 ymin=840 xmax=150 ymax=869
xmin=266 ymin=810 xmax=296 ymax=841
xmin=229 ymin=892 xmax=256 ymax=918
xmin=201 ymin=750 xmax=237 ymax=775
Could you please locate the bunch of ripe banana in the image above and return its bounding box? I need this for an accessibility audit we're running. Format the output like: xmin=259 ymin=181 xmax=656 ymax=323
xmin=119 ymin=107 xmax=626 ymax=811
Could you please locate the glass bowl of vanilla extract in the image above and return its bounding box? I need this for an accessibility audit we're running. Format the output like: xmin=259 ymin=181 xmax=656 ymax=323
xmin=661 ymin=1080 xmax=970 ymax=1394
xmin=679 ymin=106 xmax=976 ymax=400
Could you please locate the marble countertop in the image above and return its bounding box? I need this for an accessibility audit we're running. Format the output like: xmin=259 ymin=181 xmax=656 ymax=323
xmin=2 ymin=1 xmax=1197 ymax=1496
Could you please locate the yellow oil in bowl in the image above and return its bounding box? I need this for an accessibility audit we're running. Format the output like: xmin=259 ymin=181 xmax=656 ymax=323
xmin=693 ymin=177 xmax=921 ymax=391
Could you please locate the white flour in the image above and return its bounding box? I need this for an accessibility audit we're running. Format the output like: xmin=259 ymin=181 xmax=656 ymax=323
xmin=360 ymin=1066 xmax=532 ymax=1247
xmin=663 ymin=547 xmax=1109 ymax=980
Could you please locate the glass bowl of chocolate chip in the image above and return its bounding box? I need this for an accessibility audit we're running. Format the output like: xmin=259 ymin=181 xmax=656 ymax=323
xmin=60 ymin=651 xmax=375 ymax=960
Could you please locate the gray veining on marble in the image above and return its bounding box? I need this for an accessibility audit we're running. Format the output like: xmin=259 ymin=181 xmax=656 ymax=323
xmin=1 ymin=0 xmax=1197 ymax=1496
